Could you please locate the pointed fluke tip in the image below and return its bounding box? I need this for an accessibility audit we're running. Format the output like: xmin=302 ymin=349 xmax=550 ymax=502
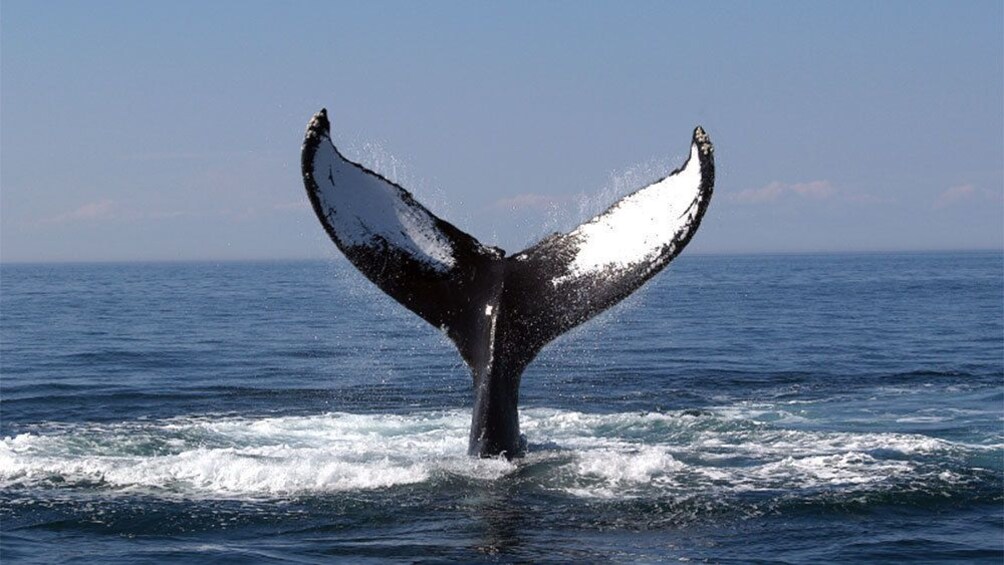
xmin=305 ymin=108 xmax=330 ymax=140
xmin=692 ymin=125 xmax=713 ymax=157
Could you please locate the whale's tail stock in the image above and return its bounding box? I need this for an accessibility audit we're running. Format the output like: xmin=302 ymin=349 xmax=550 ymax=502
xmin=301 ymin=109 xmax=715 ymax=458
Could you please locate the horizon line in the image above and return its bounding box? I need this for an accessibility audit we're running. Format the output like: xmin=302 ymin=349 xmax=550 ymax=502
xmin=1 ymin=247 xmax=1002 ymax=266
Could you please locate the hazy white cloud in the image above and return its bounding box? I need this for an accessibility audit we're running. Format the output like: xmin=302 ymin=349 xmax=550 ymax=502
xmin=733 ymin=181 xmax=835 ymax=204
xmin=932 ymin=184 xmax=1003 ymax=210
xmin=36 ymin=195 xmax=306 ymax=227
xmin=37 ymin=200 xmax=209 ymax=226
xmin=934 ymin=184 xmax=976 ymax=209
xmin=39 ymin=200 xmax=118 ymax=225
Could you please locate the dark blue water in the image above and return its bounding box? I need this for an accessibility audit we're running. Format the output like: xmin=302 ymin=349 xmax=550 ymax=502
xmin=2 ymin=252 xmax=1001 ymax=563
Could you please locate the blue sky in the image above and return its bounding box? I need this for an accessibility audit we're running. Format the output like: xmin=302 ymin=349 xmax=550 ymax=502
xmin=2 ymin=1 xmax=1001 ymax=262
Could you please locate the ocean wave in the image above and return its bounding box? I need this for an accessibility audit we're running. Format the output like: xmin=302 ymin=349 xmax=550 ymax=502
xmin=1 ymin=408 xmax=998 ymax=501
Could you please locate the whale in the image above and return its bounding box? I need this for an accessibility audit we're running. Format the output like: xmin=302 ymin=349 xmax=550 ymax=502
xmin=301 ymin=109 xmax=715 ymax=458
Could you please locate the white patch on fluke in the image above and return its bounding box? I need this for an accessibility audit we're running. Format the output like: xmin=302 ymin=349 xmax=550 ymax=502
xmin=310 ymin=135 xmax=456 ymax=271
xmin=553 ymin=142 xmax=704 ymax=285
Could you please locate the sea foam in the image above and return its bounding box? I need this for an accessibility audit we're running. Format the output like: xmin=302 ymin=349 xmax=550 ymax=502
xmin=0 ymin=407 xmax=991 ymax=500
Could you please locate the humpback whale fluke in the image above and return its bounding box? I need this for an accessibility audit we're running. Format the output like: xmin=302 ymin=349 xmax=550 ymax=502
xmin=301 ymin=108 xmax=715 ymax=458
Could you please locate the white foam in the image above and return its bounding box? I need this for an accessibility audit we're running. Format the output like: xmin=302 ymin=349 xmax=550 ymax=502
xmin=1 ymin=408 xmax=989 ymax=500
xmin=0 ymin=411 xmax=512 ymax=498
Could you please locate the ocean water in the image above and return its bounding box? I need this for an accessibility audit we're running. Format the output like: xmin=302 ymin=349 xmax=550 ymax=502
xmin=1 ymin=252 xmax=1001 ymax=563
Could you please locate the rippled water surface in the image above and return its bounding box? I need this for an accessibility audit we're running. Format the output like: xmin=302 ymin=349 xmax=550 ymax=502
xmin=2 ymin=253 xmax=1001 ymax=563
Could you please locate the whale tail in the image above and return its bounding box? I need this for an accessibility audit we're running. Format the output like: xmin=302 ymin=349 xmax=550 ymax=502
xmin=301 ymin=109 xmax=715 ymax=457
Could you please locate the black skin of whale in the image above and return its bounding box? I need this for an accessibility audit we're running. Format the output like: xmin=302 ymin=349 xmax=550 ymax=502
xmin=301 ymin=109 xmax=715 ymax=459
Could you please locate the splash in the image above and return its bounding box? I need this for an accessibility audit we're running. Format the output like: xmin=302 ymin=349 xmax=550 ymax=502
xmin=2 ymin=406 xmax=995 ymax=501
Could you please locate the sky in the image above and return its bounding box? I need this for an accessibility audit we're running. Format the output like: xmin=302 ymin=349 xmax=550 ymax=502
xmin=2 ymin=1 xmax=1002 ymax=262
